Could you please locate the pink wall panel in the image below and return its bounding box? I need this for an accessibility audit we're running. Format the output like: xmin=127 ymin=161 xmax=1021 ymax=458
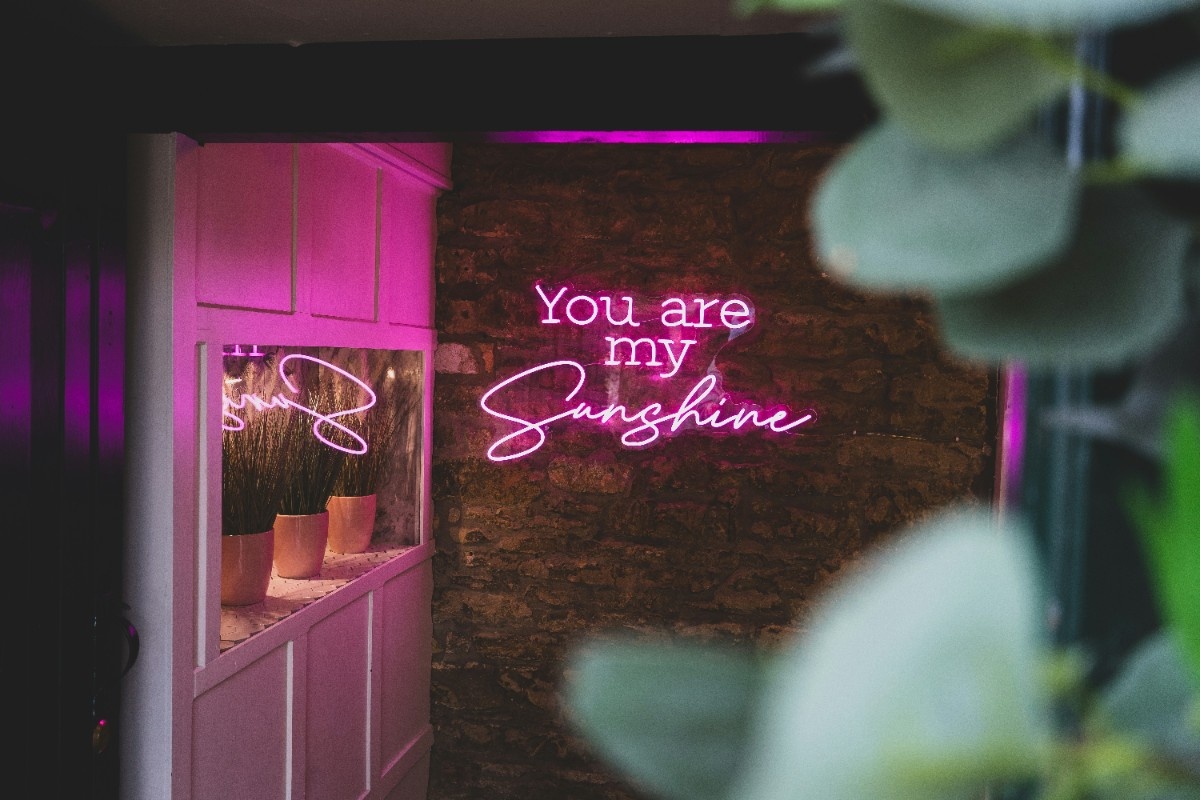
xmin=383 ymin=753 xmax=431 ymax=800
xmin=194 ymin=143 xmax=293 ymax=311
xmin=193 ymin=647 xmax=289 ymax=800
xmin=380 ymin=144 xmax=452 ymax=184
xmin=381 ymin=176 xmax=435 ymax=328
xmin=299 ymin=145 xmax=379 ymax=321
xmin=305 ymin=596 xmax=370 ymax=800
xmin=380 ymin=565 xmax=433 ymax=763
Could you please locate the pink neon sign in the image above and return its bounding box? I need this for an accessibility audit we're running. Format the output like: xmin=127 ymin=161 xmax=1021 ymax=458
xmin=223 ymin=352 xmax=377 ymax=455
xmin=480 ymin=283 xmax=816 ymax=461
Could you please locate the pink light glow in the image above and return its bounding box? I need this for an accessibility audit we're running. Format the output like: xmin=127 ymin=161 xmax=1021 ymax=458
xmin=999 ymin=365 xmax=1027 ymax=513
xmin=223 ymin=353 xmax=377 ymax=455
xmin=480 ymin=360 xmax=815 ymax=462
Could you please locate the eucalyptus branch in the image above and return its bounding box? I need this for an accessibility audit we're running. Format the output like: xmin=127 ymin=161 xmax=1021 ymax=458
xmin=1081 ymin=158 xmax=1145 ymax=185
xmin=1021 ymin=34 xmax=1140 ymax=109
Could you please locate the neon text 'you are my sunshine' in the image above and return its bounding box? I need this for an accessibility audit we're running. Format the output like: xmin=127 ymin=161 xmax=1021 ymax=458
xmin=480 ymin=282 xmax=816 ymax=462
xmin=223 ymin=352 xmax=377 ymax=455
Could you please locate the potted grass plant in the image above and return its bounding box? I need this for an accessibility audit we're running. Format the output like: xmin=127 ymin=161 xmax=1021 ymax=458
xmin=325 ymin=382 xmax=408 ymax=554
xmin=273 ymin=374 xmax=345 ymax=579
xmin=221 ymin=404 xmax=291 ymax=606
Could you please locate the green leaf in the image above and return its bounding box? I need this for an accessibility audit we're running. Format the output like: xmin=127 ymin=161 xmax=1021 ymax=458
xmin=731 ymin=507 xmax=1052 ymax=800
xmin=813 ymin=123 xmax=1080 ymax=295
xmin=1126 ymin=393 xmax=1200 ymax=689
xmin=842 ymin=0 xmax=1071 ymax=152
xmin=1101 ymin=633 xmax=1200 ymax=761
xmin=1040 ymin=315 xmax=1200 ymax=459
xmin=934 ymin=187 xmax=1192 ymax=368
xmin=1092 ymin=632 xmax=1200 ymax=799
xmin=734 ymin=0 xmax=842 ymax=16
xmin=891 ymin=0 xmax=1200 ymax=34
xmin=1120 ymin=62 xmax=1200 ymax=179
xmin=563 ymin=638 xmax=765 ymax=800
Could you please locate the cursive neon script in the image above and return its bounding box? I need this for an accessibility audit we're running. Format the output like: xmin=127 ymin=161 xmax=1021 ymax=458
xmin=222 ymin=353 xmax=377 ymax=455
xmin=480 ymin=360 xmax=815 ymax=462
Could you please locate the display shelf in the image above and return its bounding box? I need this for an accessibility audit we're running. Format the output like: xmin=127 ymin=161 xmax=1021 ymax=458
xmin=220 ymin=543 xmax=415 ymax=652
xmin=123 ymin=137 xmax=443 ymax=800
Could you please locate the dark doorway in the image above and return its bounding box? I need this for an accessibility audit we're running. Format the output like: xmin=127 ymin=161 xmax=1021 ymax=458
xmin=2 ymin=133 xmax=132 ymax=799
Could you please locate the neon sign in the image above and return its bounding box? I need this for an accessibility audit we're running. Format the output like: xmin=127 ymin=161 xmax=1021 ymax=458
xmin=480 ymin=282 xmax=816 ymax=461
xmin=223 ymin=353 xmax=377 ymax=455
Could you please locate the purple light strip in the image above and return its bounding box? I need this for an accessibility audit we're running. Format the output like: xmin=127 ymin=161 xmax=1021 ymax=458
xmin=997 ymin=364 xmax=1027 ymax=516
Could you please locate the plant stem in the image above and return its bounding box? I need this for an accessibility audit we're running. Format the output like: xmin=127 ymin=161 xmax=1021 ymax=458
xmin=1081 ymin=158 xmax=1143 ymax=185
xmin=1021 ymin=35 xmax=1139 ymax=109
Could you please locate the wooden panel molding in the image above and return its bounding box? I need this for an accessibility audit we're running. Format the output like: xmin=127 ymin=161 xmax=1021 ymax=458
xmin=194 ymin=143 xmax=294 ymax=312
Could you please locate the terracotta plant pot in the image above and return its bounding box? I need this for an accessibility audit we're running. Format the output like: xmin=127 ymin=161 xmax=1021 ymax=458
xmin=326 ymin=494 xmax=377 ymax=554
xmin=273 ymin=512 xmax=330 ymax=578
xmin=221 ymin=529 xmax=275 ymax=606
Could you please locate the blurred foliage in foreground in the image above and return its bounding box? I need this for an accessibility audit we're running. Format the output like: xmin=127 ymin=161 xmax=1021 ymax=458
xmin=561 ymin=0 xmax=1200 ymax=797
xmin=565 ymin=398 xmax=1200 ymax=800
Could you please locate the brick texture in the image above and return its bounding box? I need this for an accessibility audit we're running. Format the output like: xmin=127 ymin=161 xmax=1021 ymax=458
xmin=430 ymin=144 xmax=996 ymax=800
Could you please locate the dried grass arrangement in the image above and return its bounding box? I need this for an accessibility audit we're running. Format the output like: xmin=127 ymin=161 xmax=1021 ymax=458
xmin=277 ymin=375 xmax=345 ymax=517
xmin=329 ymin=381 xmax=414 ymax=499
xmin=221 ymin=403 xmax=292 ymax=536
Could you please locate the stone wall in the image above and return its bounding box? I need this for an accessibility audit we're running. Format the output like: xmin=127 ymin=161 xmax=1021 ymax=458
xmin=429 ymin=144 xmax=997 ymax=800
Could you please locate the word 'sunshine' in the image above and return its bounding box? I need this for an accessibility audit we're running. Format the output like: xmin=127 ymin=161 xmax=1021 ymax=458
xmin=480 ymin=360 xmax=815 ymax=462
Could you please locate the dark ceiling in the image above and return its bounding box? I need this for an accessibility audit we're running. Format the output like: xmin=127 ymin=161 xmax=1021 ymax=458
xmin=2 ymin=0 xmax=876 ymax=139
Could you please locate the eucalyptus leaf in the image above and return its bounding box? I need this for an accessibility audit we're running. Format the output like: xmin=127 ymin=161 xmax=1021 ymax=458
xmin=1120 ymin=61 xmax=1200 ymax=179
xmin=1126 ymin=393 xmax=1200 ymax=689
xmin=1040 ymin=313 xmax=1200 ymax=459
xmin=843 ymin=0 xmax=1071 ymax=152
xmin=1189 ymin=247 xmax=1200 ymax=296
xmin=563 ymin=638 xmax=765 ymax=800
xmin=813 ymin=123 xmax=1079 ymax=295
xmin=806 ymin=45 xmax=859 ymax=78
xmin=890 ymin=0 xmax=1200 ymax=33
xmin=734 ymin=0 xmax=841 ymax=16
xmin=731 ymin=508 xmax=1052 ymax=800
xmin=935 ymin=187 xmax=1192 ymax=368
xmin=1093 ymin=632 xmax=1200 ymax=798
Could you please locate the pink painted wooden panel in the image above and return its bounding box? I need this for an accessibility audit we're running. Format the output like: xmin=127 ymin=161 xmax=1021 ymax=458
xmin=381 ymin=176 xmax=435 ymax=328
xmin=383 ymin=753 xmax=431 ymax=800
xmin=383 ymin=144 xmax=452 ymax=183
xmin=379 ymin=564 xmax=433 ymax=764
xmin=299 ymin=145 xmax=379 ymax=321
xmin=305 ymin=595 xmax=370 ymax=800
xmin=193 ymin=646 xmax=289 ymax=800
xmin=194 ymin=143 xmax=293 ymax=311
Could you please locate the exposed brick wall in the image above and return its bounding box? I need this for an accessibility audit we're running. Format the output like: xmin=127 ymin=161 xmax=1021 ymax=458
xmin=430 ymin=144 xmax=996 ymax=800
